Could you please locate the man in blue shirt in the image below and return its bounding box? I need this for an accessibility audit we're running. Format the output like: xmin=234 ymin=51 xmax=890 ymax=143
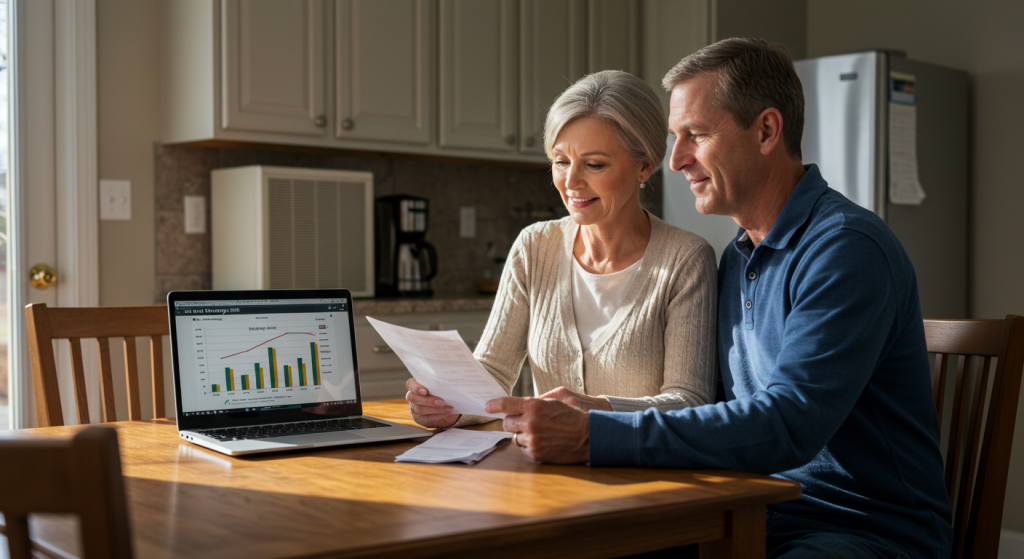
xmin=486 ymin=38 xmax=952 ymax=558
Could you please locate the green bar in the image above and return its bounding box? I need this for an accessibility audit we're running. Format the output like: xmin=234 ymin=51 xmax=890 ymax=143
xmin=212 ymin=384 xmax=219 ymax=393
xmin=310 ymin=342 xmax=321 ymax=385
xmin=225 ymin=368 xmax=232 ymax=391
xmin=254 ymin=363 xmax=262 ymax=389
xmin=298 ymin=358 xmax=305 ymax=386
xmin=284 ymin=365 xmax=292 ymax=387
xmin=242 ymin=375 xmax=249 ymax=391
xmin=269 ymin=348 xmax=277 ymax=388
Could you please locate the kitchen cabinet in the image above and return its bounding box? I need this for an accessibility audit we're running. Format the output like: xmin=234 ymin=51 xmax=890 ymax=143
xmin=335 ymin=0 xmax=434 ymax=144
xmin=439 ymin=0 xmax=598 ymax=157
xmin=221 ymin=0 xmax=328 ymax=137
xmin=517 ymin=0 xmax=586 ymax=156
xmin=354 ymin=311 xmax=533 ymax=401
xmin=161 ymin=0 xmax=687 ymax=163
xmin=437 ymin=0 xmax=518 ymax=152
xmin=587 ymin=0 xmax=640 ymax=75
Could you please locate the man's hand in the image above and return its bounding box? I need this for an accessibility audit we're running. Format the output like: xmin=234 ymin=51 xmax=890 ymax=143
xmin=485 ymin=396 xmax=590 ymax=464
xmin=538 ymin=386 xmax=613 ymax=412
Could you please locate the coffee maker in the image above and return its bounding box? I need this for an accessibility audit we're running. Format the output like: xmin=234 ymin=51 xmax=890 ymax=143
xmin=375 ymin=195 xmax=438 ymax=297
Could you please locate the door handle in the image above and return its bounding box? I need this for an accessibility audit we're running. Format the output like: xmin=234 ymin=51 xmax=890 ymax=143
xmin=29 ymin=263 xmax=58 ymax=289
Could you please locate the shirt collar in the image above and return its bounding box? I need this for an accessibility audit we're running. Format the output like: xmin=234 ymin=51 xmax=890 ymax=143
xmin=755 ymin=164 xmax=829 ymax=250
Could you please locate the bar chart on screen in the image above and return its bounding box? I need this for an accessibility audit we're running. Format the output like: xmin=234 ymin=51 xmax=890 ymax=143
xmin=187 ymin=312 xmax=356 ymax=409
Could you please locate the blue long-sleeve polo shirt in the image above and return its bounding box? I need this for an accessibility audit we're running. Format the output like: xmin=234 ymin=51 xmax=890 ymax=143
xmin=589 ymin=165 xmax=952 ymax=559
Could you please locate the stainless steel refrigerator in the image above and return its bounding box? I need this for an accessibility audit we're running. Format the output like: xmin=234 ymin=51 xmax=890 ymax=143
xmin=661 ymin=50 xmax=969 ymax=318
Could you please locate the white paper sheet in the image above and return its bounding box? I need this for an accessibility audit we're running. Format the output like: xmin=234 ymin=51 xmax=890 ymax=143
xmin=366 ymin=317 xmax=508 ymax=418
xmin=888 ymin=71 xmax=926 ymax=206
xmin=395 ymin=428 xmax=513 ymax=464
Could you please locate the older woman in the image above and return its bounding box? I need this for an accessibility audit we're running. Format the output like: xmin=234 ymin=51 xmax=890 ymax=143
xmin=407 ymin=70 xmax=717 ymax=428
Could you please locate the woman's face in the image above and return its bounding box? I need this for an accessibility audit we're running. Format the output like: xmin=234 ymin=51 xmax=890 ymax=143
xmin=551 ymin=117 xmax=651 ymax=228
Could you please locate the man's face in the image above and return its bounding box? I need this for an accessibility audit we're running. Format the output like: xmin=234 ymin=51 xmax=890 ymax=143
xmin=667 ymin=72 xmax=762 ymax=219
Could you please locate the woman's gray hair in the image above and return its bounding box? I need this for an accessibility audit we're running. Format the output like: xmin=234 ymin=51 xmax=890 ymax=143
xmin=543 ymin=70 xmax=666 ymax=171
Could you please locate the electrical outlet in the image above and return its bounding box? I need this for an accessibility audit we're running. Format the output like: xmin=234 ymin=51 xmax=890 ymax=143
xmin=185 ymin=195 xmax=207 ymax=234
xmin=459 ymin=206 xmax=476 ymax=238
xmin=99 ymin=180 xmax=132 ymax=221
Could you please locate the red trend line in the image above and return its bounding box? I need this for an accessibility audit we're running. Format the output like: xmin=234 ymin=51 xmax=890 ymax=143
xmin=219 ymin=332 xmax=315 ymax=359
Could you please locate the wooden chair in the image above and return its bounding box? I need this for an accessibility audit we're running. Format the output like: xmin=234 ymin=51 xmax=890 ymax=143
xmin=26 ymin=303 xmax=170 ymax=427
xmin=0 ymin=426 xmax=133 ymax=559
xmin=926 ymin=315 xmax=1024 ymax=559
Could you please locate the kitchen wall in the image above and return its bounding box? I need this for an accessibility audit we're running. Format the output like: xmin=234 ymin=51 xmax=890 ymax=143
xmin=806 ymin=0 xmax=1024 ymax=532
xmin=97 ymin=0 xmax=158 ymax=307
xmin=155 ymin=146 xmax=666 ymax=301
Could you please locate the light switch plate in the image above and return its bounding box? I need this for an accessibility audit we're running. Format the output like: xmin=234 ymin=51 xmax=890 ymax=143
xmin=184 ymin=195 xmax=207 ymax=234
xmin=99 ymin=180 xmax=132 ymax=221
xmin=459 ymin=206 xmax=476 ymax=238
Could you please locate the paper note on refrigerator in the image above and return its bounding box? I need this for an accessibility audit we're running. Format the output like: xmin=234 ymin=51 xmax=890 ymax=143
xmin=366 ymin=316 xmax=507 ymax=418
xmin=888 ymin=72 xmax=927 ymax=205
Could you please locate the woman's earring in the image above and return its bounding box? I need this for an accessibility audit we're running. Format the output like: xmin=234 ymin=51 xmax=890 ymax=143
xmin=640 ymin=182 xmax=646 ymax=189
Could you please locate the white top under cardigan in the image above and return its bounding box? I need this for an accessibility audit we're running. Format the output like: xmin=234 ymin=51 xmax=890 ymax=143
xmin=458 ymin=213 xmax=718 ymax=425
xmin=572 ymin=256 xmax=644 ymax=350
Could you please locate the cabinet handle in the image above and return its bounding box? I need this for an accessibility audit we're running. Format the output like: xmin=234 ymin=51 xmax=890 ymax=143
xmin=505 ymin=134 xmax=516 ymax=145
xmin=428 ymin=323 xmax=444 ymax=331
xmin=525 ymin=137 xmax=535 ymax=147
xmin=341 ymin=118 xmax=355 ymax=131
xmin=372 ymin=345 xmax=393 ymax=354
xmin=314 ymin=115 xmax=327 ymax=128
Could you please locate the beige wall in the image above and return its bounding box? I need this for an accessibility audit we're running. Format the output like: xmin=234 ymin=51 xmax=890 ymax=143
xmin=96 ymin=0 xmax=170 ymax=420
xmin=97 ymin=0 xmax=158 ymax=307
xmin=807 ymin=0 xmax=1024 ymax=531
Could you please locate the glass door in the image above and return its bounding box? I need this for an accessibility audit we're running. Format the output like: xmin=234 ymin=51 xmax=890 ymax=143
xmin=0 ymin=0 xmax=8 ymax=430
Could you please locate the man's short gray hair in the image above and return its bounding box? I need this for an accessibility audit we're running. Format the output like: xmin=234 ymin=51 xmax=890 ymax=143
xmin=662 ymin=38 xmax=804 ymax=159
xmin=544 ymin=70 xmax=666 ymax=171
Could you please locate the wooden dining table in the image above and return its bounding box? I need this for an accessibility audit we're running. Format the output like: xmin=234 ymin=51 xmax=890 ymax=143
xmin=7 ymin=400 xmax=801 ymax=559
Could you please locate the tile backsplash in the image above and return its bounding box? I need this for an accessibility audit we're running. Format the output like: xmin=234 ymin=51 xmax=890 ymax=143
xmin=154 ymin=144 xmax=663 ymax=302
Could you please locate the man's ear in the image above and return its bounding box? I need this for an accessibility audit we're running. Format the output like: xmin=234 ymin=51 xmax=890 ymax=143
xmin=756 ymin=107 xmax=785 ymax=156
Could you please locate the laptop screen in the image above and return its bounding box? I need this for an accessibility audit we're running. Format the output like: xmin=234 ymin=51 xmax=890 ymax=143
xmin=170 ymin=294 xmax=360 ymax=423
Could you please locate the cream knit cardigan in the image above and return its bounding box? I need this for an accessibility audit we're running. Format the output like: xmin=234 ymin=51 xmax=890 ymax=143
xmin=469 ymin=213 xmax=718 ymax=419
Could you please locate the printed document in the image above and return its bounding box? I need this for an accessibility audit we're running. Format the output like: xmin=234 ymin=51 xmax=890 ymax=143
xmin=395 ymin=428 xmax=513 ymax=464
xmin=366 ymin=317 xmax=508 ymax=418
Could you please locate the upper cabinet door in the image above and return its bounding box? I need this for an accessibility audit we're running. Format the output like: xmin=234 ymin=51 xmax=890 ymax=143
xmin=587 ymin=0 xmax=639 ymax=74
xmin=335 ymin=0 xmax=434 ymax=144
xmin=519 ymin=0 xmax=586 ymax=156
xmin=221 ymin=0 xmax=328 ymax=136
xmin=438 ymin=0 xmax=518 ymax=152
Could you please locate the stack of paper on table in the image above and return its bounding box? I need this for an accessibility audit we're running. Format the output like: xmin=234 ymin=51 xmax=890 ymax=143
xmin=395 ymin=428 xmax=513 ymax=464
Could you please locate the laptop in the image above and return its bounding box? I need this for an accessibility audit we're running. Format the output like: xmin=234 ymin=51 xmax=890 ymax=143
xmin=168 ymin=289 xmax=429 ymax=456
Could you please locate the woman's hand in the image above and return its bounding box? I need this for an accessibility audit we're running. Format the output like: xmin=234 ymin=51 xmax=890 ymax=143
xmin=405 ymin=378 xmax=460 ymax=429
xmin=539 ymin=386 xmax=613 ymax=412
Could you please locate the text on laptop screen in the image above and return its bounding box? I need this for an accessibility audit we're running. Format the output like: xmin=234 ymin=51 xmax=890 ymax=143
xmin=172 ymin=298 xmax=357 ymax=416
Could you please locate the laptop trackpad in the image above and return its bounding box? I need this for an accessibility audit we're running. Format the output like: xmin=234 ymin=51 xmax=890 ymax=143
xmin=258 ymin=431 xmax=365 ymax=446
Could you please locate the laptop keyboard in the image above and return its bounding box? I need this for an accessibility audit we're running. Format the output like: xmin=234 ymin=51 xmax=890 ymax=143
xmin=201 ymin=418 xmax=389 ymax=441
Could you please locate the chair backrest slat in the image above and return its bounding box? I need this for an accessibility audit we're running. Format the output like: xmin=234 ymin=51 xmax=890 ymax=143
xmin=933 ymin=352 xmax=950 ymax=413
xmin=96 ymin=337 xmax=118 ymax=422
xmin=150 ymin=335 xmax=165 ymax=419
xmin=123 ymin=336 xmax=142 ymax=421
xmin=952 ymin=355 xmax=991 ymax=558
xmin=68 ymin=338 xmax=91 ymax=425
xmin=945 ymin=354 xmax=969 ymax=503
xmin=924 ymin=315 xmax=1024 ymax=559
xmin=0 ymin=427 xmax=134 ymax=559
xmin=26 ymin=303 xmax=65 ymax=427
xmin=25 ymin=303 xmax=170 ymax=426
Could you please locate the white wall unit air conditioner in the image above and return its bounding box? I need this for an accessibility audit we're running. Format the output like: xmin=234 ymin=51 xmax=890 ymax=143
xmin=211 ymin=166 xmax=374 ymax=297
